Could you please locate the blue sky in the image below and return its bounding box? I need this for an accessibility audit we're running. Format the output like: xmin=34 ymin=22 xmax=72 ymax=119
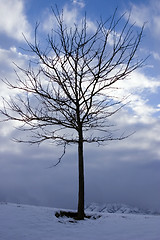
xmin=0 ymin=0 xmax=160 ymax=211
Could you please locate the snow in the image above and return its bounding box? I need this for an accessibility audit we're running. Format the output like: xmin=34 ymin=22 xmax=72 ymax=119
xmin=86 ymin=202 xmax=160 ymax=215
xmin=0 ymin=202 xmax=160 ymax=240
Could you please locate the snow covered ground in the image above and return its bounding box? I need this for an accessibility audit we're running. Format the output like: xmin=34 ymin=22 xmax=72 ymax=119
xmin=0 ymin=202 xmax=160 ymax=240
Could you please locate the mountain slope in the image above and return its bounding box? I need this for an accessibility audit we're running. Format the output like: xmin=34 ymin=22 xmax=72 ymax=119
xmin=85 ymin=202 xmax=160 ymax=215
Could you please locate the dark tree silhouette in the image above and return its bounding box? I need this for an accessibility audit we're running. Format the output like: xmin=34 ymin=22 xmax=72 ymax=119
xmin=0 ymin=8 xmax=145 ymax=219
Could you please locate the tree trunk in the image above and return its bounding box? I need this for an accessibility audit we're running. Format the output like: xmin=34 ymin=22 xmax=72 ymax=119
xmin=77 ymin=125 xmax=85 ymax=220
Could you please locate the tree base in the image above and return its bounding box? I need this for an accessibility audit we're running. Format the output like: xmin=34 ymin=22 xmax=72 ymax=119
xmin=55 ymin=210 xmax=101 ymax=221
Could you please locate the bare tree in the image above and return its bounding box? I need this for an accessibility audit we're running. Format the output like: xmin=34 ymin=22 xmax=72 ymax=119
xmin=0 ymin=8 xmax=145 ymax=219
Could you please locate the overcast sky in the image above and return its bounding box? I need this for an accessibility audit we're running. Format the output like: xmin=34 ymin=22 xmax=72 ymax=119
xmin=0 ymin=0 xmax=160 ymax=212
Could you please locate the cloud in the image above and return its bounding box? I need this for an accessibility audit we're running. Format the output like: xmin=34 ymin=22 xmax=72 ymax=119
xmin=42 ymin=4 xmax=96 ymax=33
xmin=127 ymin=0 xmax=160 ymax=38
xmin=128 ymin=3 xmax=149 ymax=27
xmin=0 ymin=65 xmax=160 ymax=211
xmin=0 ymin=0 xmax=32 ymax=41
xmin=151 ymin=51 xmax=160 ymax=61
xmin=0 ymin=47 xmax=30 ymax=100
xmin=0 ymin=127 xmax=160 ymax=211
xmin=72 ymin=0 xmax=85 ymax=8
xmin=116 ymin=114 xmax=160 ymax=158
xmin=112 ymin=68 xmax=160 ymax=122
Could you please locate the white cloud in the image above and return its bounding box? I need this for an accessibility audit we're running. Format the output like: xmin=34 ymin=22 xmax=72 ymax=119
xmin=152 ymin=15 xmax=160 ymax=36
xmin=111 ymin=69 xmax=160 ymax=124
xmin=0 ymin=46 xmax=34 ymax=136
xmin=151 ymin=51 xmax=160 ymax=61
xmin=42 ymin=4 xmax=96 ymax=33
xmin=43 ymin=6 xmax=78 ymax=32
xmin=0 ymin=0 xmax=31 ymax=41
xmin=128 ymin=96 xmax=156 ymax=124
xmin=72 ymin=0 xmax=85 ymax=8
xmin=124 ymin=70 xmax=160 ymax=93
xmin=0 ymin=47 xmax=28 ymax=74
xmin=0 ymin=46 xmax=30 ymax=103
xmin=120 ymin=122 xmax=160 ymax=158
xmin=127 ymin=1 xmax=160 ymax=38
xmin=128 ymin=4 xmax=149 ymax=27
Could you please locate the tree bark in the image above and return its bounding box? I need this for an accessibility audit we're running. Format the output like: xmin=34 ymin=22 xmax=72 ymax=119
xmin=77 ymin=125 xmax=85 ymax=220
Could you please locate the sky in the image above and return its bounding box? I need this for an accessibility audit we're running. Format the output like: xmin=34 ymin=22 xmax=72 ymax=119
xmin=0 ymin=0 xmax=160 ymax=212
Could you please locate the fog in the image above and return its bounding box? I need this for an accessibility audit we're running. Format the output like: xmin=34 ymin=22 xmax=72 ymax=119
xmin=0 ymin=138 xmax=160 ymax=211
